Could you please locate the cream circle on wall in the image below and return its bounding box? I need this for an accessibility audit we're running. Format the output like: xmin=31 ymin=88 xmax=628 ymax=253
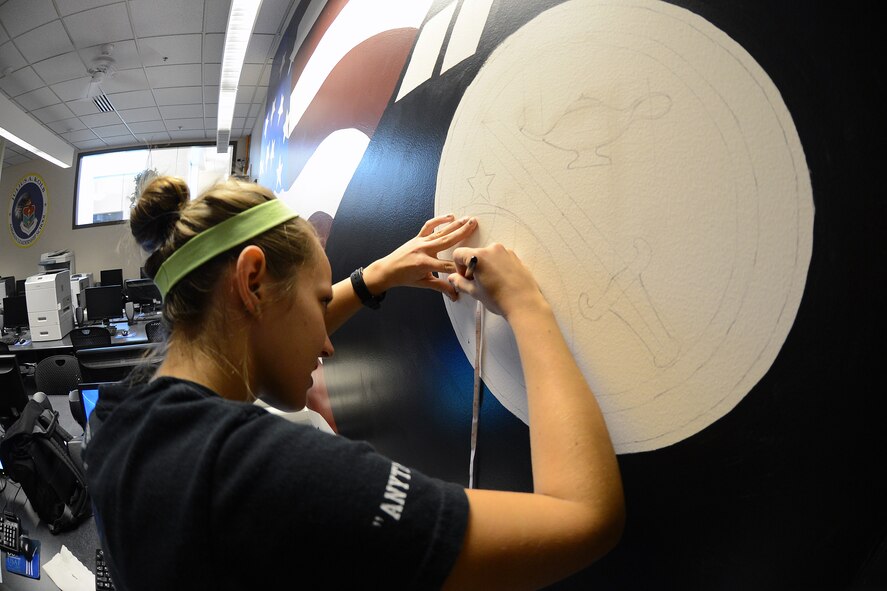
xmin=435 ymin=0 xmax=814 ymax=454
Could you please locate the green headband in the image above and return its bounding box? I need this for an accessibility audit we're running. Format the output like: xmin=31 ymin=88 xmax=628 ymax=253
xmin=154 ymin=199 xmax=299 ymax=297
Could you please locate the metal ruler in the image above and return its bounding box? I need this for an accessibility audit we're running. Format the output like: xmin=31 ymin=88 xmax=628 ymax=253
xmin=468 ymin=300 xmax=483 ymax=489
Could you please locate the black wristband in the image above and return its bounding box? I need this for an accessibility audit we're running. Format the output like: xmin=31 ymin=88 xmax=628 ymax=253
xmin=350 ymin=267 xmax=386 ymax=310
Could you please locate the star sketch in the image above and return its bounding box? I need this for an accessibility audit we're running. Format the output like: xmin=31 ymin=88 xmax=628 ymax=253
xmin=467 ymin=162 xmax=495 ymax=201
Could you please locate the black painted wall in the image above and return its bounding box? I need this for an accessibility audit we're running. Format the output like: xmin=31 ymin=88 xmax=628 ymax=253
xmin=310 ymin=1 xmax=884 ymax=588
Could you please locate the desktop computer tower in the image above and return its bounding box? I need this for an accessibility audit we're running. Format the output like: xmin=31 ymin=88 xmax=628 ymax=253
xmin=25 ymin=270 xmax=75 ymax=341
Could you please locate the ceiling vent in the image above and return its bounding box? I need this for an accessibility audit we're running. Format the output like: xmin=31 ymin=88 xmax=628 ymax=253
xmin=93 ymin=94 xmax=115 ymax=113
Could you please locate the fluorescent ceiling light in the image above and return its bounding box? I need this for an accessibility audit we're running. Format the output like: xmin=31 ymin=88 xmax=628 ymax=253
xmin=0 ymin=91 xmax=74 ymax=168
xmin=217 ymin=0 xmax=263 ymax=153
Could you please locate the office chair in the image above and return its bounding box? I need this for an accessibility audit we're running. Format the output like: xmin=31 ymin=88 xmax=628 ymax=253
xmin=70 ymin=327 xmax=113 ymax=351
xmin=35 ymin=355 xmax=82 ymax=397
xmin=145 ymin=320 xmax=165 ymax=343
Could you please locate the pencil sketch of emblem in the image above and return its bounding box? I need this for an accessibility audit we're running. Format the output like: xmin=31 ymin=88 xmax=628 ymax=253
xmin=521 ymin=93 xmax=672 ymax=168
xmin=435 ymin=0 xmax=814 ymax=454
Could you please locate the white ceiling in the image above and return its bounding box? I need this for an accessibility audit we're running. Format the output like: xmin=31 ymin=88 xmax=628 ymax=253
xmin=0 ymin=0 xmax=297 ymax=168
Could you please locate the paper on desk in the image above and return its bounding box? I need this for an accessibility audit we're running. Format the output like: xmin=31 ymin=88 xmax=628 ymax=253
xmin=43 ymin=545 xmax=95 ymax=591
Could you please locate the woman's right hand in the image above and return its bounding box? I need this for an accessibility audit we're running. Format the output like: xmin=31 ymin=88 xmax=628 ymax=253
xmin=447 ymin=244 xmax=549 ymax=319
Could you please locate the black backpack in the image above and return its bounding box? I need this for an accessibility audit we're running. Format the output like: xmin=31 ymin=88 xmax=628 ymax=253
xmin=0 ymin=396 xmax=92 ymax=534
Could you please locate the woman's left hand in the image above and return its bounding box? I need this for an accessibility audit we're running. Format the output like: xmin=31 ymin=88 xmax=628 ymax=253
xmin=362 ymin=214 xmax=477 ymax=301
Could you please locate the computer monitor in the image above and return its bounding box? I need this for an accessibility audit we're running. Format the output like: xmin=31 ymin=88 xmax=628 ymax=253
xmin=84 ymin=285 xmax=124 ymax=324
xmin=100 ymin=268 xmax=124 ymax=287
xmin=0 ymin=276 xmax=14 ymax=299
xmin=2 ymin=296 xmax=29 ymax=332
xmin=15 ymin=279 xmax=25 ymax=296
xmin=0 ymin=354 xmax=28 ymax=429
xmin=124 ymin=278 xmax=162 ymax=308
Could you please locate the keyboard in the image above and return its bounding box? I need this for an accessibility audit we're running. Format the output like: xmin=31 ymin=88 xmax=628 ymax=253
xmin=95 ymin=549 xmax=116 ymax=590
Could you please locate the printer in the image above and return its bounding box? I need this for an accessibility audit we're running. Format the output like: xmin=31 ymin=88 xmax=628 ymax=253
xmin=70 ymin=272 xmax=93 ymax=308
xmin=39 ymin=249 xmax=75 ymax=274
xmin=25 ymin=270 xmax=74 ymax=341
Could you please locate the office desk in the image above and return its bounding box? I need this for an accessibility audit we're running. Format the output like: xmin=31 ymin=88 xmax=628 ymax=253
xmin=1 ymin=396 xmax=101 ymax=590
xmin=4 ymin=321 xmax=150 ymax=364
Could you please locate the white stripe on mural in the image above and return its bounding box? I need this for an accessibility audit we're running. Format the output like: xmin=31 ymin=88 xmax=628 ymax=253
xmin=441 ymin=0 xmax=495 ymax=74
xmin=286 ymin=0 xmax=434 ymax=137
xmin=288 ymin=0 xmax=328 ymax=72
xmin=395 ymin=2 xmax=457 ymax=102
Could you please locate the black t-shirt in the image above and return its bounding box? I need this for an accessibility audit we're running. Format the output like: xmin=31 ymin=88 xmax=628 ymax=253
xmin=84 ymin=377 xmax=469 ymax=590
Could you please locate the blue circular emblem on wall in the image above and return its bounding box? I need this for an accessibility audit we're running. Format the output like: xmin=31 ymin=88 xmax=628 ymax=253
xmin=8 ymin=174 xmax=49 ymax=247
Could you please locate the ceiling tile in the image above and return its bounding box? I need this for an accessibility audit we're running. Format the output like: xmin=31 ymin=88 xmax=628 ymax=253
xmin=130 ymin=0 xmax=203 ymax=37
xmin=127 ymin=120 xmax=166 ymax=133
xmin=15 ymin=85 xmax=60 ymax=110
xmin=203 ymin=85 xmax=219 ymax=104
xmin=259 ymin=68 xmax=270 ymax=86
xmin=32 ymin=102 xmax=75 ymax=123
xmin=5 ymin=154 xmax=32 ymax=165
xmin=205 ymin=117 xmax=217 ymax=128
xmin=63 ymin=129 xmax=99 ymax=142
xmin=153 ymin=86 xmax=202 ymax=105
xmin=245 ymin=35 xmax=274 ymax=64
xmin=235 ymin=85 xmax=258 ymax=103
xmin=203 ymin=33 xmax=223 ymax=63
xmin=168 ymin=129 xmax=206 ymax=141
xmin=204 ymin=103 xmax=218 ymax=118
xmin=80 ymin=111 xmax=121 ymax=127
xmin=138 ymin=34 xmax=202 ymax=67
xmin=99 ymin=68 xmax=148 ymax=93
xmin=159 ymin=104 xmax=203 ymax=119
xmin=104 ymin=89 xmax=155 ymax=110
xmin=0 ymin=0 xmax=58 ymax=38
xmin=248 ymin=103 xmax=261 ymax=118
xmin=0 ymin=25 xmax=8 ymax=44
xmin=254 ymin=86 xmax=267 ymax=103
xmin=254 ymin=0 xmax=293 ymax=35
xmin=93 ymin=123 xmax=131 ymax=138
xmin=118 ymin=106 xmax=161 ymax=122
xmin=15 ymin=20 xmax=74 ymax=63
xmin=74 ymin=138 xmax=108 ymax=150
xmin=164 ymin=118 xmax=204 ymax=131
xmin=47 ymin=117 xmax=87 ymax=134
xmin=63 ymin=3 xmax=132 ymax=48
xmin=232 ymin=117 xmax=245 ymax=129
xmin=145 ymin=63 xmax=200 ymax=88
xmin=102 ymin=134 xmax=136 ymax=146
xmin=67 ymin=98 xmax=105 ymax=116
xmin=80 ymin=40 xmax=141 ymax=71
xmin=203 ymin=64 xmax=222 ymax=86
xmin=203 ymin=65 xmax=220 ymax=86
xmin=0 ymin=65 xmax=42 ymax=96
xmin=0 ymin=41 xmax=27 ymax=71
xmin=203 ymin=0 xmax=232 ymax=34
xmin=240 ymin=64 xmax=262 ymax=86
xmin=135 ymin=132 xmax=170 ymax=143
xmin=234 ymin=103 xmax=249 ymax=118
xmin=51 ymin=77 xmax=91 ymax=102
xmin=33 ymin=51 xmax=89 ymax=85
xmin=57 ymin=0 xmax=123 ymax=17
